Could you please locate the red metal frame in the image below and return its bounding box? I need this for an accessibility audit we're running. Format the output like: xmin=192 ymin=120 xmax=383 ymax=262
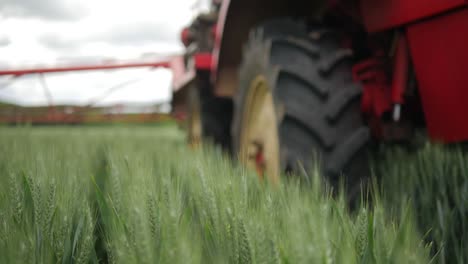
xmin=355 ymin=1 xmax=468 ymax=142
xmin=0 ymin=61 xmax=171 ymax=77
xmin=171 ymin=53 xmax=213 ymax=93
xmin=194 ymin=53 xmax=213 ymax=71
xmin=0 ymin=56 xmax=197 ymax=92
xmin=352 ymin=58 xmax=392 ymax=120
xmin=210 ymin=0 xmax=230 ymax=85
xmin=0 ymin=111 xmax=171 ymax=125
xmin=181 ymin=27 xmax=192 ymax=47
xmin=0 ymin=58 xmax=184 ymax=125
xmin=352 ymin=32 xmax=411 ymax=139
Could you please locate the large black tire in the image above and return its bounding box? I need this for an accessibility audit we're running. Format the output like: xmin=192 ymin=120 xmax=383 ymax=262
xmin=195 ymin=73 xmax=233 ymax=150
xmin=200 ymin=95 xmax=233 ymax=150
xmin=232 ymin=19 xmax=370 ymax=196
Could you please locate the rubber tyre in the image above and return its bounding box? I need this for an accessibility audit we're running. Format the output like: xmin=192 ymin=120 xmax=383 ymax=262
xmin=195 ymin=73 xmax=233 ymax=150
xmin=232 ymin=19 xmax=370 ymax=196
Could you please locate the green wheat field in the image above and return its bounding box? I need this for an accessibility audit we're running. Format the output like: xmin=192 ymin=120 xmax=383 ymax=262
xmin=0 ymin=125 xmax=466 ymax=263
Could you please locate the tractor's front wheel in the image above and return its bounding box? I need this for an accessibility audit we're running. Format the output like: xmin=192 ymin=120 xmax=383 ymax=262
xmin=232 ymin=19 xmax=370 ymax=196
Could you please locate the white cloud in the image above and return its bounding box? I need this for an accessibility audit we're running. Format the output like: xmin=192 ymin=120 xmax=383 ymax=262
xmin=0 ymin=68 xmax=173 ymax=106
xmin=0 ymin=0 xmax=203 ymax=106
xmin=0 ymin=0 xmax=88 ymax=21
xmin=0 ymin=35 xmax=11 ymax=47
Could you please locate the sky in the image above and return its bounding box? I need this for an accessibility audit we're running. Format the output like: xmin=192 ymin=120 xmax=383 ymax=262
xmin=0 ymin=0 xmax=209 ymax=106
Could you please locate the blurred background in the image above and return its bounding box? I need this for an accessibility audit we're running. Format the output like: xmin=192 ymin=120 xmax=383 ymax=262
xmin=0 ymin=0 xmax=210 ymax=111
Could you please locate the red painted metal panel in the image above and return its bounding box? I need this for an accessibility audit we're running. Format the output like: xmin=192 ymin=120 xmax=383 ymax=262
xmin=181 ymin=27 xmax=192 ymax=47
xmin=211 ymin=0 xmax=231 ymax=82
xmin=170 ymin=56 xmax=193 ymax=92
xmin=194 ymin=53 xmax=213 ymax=71
xmin=406 ymin=8 xmax=468 ymax=142
xmin=171 ymin=53 xmax=212 ymax=92
xmin=360 ymin=0 xmax=466 ymax=32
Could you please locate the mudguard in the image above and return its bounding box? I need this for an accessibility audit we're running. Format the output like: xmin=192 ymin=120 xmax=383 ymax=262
xmin=406 ymin=8 xmax=468 ymax=142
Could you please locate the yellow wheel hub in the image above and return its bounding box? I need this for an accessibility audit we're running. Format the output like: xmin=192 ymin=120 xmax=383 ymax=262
xmin=239 ymin=75 xmax=280 ymax=184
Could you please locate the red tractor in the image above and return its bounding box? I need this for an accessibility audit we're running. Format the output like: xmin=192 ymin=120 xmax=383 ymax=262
xmin=173 ymin=0 xmax=468 ymax=193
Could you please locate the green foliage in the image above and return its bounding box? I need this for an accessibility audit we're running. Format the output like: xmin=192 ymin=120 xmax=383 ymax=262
xmin=0 ymin=126 xmax=431 ymax=263
xmin=0 ymin=127 xmax=98 ymax=263
xmin=378 ymin=143 xmax=468 ymax=264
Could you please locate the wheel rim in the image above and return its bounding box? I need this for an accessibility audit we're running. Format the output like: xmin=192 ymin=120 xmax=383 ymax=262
xmin=239 ymin=75 xmax=280 ymax=184
xmin=188 ymin=87 xmax=202 ymax=147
